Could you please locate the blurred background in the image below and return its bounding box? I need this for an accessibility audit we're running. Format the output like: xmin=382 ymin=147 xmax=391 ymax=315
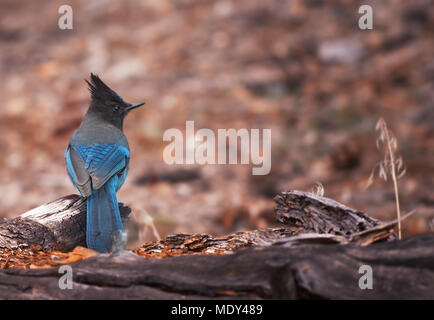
xmin=0 ymin=0 xmax=432 ymax=243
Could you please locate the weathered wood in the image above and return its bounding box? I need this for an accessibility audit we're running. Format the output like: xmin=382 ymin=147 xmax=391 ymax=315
xmin=0 ymin=195 xmax=130 ymax=251
xmin=0 ymin=191 xmax=401 ymax=254
xmin=0 ymin=190 xmax=430 ymax=299
xmin=0 ymin=233 xmax=433 ymax=299
xmin=274 ymin=190 xmax=381 ymax=235
xmin=135 ymin=190 xmax=410 ymax=258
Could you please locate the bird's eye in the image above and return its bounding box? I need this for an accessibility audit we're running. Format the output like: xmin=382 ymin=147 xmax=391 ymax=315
xmin=113 ymin=106 xmax=120 ymax=112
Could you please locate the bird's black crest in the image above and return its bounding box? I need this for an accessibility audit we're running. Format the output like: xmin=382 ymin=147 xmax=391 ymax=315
xmin=85 ymin=73 xmax=124 ymax=104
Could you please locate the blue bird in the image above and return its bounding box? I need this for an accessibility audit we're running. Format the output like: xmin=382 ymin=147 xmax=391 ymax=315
xmin=65 ymin=74 xmax=144 ymax=253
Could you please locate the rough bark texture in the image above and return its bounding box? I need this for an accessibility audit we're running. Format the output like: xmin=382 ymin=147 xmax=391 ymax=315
xmin=274 ymin=190 xmax=381 ymax=234
xmin=0 ymin=191 xmax=431 ymax=299
xmin=1 ymin=233 xmax=433 ymax=299
xmin=0 ymin=195 xmax=130 ymax=251
xmin=0 ymin=191 xmax=398 ymax=253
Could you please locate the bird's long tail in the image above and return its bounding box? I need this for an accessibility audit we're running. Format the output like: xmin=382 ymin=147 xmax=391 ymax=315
xmin=86 ymin=176 xmax=123 ymax=253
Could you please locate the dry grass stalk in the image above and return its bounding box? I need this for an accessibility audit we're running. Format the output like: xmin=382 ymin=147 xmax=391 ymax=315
xmin=366 ymin=118 xmax=406 ymax=239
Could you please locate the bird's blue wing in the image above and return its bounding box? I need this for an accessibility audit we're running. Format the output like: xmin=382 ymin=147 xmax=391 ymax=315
xmin=65 ymin=144 xmax=130 ymax=195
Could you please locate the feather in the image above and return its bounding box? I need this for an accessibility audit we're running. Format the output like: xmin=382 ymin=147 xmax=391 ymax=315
xmin=85 ymin=73 xmax=125 ymax=104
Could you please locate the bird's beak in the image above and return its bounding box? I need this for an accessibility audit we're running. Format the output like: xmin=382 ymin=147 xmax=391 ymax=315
xmin=126 ymin=102 xmax=145 ymax=112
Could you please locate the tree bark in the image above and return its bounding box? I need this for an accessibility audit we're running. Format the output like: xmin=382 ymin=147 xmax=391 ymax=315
xmin=0 ymin=233 xmax=433 ymax=299
xmin=0 ymin=190 xmax=430 ymax=299
xmin=0 ymin=195 xmax=130 ymax=252
xmin=0 ymin=190 xmax=399 ymax=252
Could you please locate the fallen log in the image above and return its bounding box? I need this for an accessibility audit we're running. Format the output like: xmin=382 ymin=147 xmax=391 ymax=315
xmin=0 ymin=233 xmax=433 ymax=299
xmin=0 ymin=191 xmax=399 ymax=253
xmin=0 ymin=195 xmax=131 ymax=252
xmin=274 ymin=190 xmax=381 ymax=234
xmin=0 ymin=190 xmax=430 ymax=299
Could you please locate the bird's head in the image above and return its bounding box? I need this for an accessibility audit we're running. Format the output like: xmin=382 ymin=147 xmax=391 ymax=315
xmin=85 ymin=73 xmax=144 ymax=128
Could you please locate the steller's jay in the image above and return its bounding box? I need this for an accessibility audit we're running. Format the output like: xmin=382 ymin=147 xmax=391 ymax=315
xmin=65 ymin=73 xmax=144 ymax=253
